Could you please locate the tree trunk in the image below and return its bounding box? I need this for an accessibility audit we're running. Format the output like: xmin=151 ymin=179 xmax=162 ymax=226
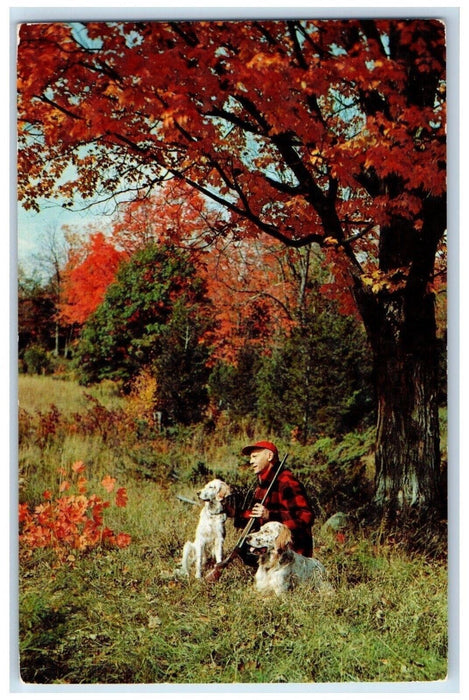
xmin=349 ymin=194 xmax=446 ymax=522
xmin=54 ymin=320 xmax=60 ymax=357
xmin=370 ymin=292 xmax=443 ymax=517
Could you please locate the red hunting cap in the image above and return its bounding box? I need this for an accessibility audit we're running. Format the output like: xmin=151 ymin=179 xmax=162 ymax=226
xmin=242 ymin=441 xmax=279 ymax=457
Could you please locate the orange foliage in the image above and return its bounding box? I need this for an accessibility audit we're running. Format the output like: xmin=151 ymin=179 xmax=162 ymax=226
xmin=204 ymin=236 xmax=298 ymax=363
xmin=19 ymin=463 xmax=131 ymax=562
xmin=18 ymin=19 xmax=446 ymax=367
xmin=60 ymin=232 xmax=127 ymax=325
xmin=17 ymin=20 xmax=445 ymax=263
xmin=109 ymin=181 xmax=226 ymax=255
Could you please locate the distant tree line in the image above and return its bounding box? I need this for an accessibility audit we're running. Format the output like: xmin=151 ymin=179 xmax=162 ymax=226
xmin=19 ymin=237 xmax=377 ymax=442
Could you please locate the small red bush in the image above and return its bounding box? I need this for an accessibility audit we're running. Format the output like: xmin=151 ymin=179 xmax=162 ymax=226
xmin=19 ymin=461 xmax=131 ymax=562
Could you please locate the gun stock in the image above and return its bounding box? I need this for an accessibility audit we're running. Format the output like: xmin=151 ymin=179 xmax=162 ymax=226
xmin=205 ymin=453 xmax=288 ymax=582
xmin=205 ymin=549 xmax=241 ymax=582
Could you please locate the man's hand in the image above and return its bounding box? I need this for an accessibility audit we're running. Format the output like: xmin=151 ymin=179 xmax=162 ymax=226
xmin=251 ymin=503 xmax=269 ymax=519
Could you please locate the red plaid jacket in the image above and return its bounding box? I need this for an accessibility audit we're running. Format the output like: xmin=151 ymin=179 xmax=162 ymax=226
xmin=239 ymin=465 xmax=314 ymax=556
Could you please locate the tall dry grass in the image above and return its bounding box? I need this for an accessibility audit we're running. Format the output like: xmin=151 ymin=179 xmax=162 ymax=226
xmin=17 ymin=375 xmax=448 ymax=686
xmin=18 ymin=375 xmax=125 ymax=414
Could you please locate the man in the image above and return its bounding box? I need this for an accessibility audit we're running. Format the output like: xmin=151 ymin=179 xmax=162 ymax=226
xmin=236 ymin=440 xmax=314 ymax=557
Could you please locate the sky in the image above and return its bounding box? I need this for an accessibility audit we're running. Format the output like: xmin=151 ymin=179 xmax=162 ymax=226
xmin=18 ymin=204 xmax=90 ymax=268
xmin=17 ymin=199 xmax=114 ymax=276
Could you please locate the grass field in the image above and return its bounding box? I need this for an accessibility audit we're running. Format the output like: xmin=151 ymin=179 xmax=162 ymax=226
xmin=16 ymin=376 xmax=448 ymax=686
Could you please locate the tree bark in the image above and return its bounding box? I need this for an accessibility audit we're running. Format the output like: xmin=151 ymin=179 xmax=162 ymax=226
xmin=372 ymin=295 xmax=442 ymax=514
xmin=349 ymin=192 xmax=446 ymax=522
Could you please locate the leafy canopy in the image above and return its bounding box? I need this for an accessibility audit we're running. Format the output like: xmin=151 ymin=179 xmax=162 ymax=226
xmin=17 ymin=19 xmax=446 ymax=284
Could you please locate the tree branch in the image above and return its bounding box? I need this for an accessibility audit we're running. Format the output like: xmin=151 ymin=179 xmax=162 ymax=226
xmin=39 ymin=95 xmax=84 ymax=122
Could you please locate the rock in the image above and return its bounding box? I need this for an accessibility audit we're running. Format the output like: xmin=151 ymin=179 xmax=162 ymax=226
xmin=322 ymin=512 xmax=349 ymax=532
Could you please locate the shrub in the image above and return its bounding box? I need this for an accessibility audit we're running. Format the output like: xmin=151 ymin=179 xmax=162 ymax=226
xmin=23 ymin=346 xmax=53 ymax=375
xmin=125 ymin=368 xmax=158 ymax=429
xmin=19 ymin=461 xmax=131 ymax=562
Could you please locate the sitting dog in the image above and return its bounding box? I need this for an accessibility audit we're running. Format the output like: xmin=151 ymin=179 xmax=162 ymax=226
xmin=246 ymin=520 xmax=330 ymax=596
xmin=179 ymin=479 xmax=232 ymax=579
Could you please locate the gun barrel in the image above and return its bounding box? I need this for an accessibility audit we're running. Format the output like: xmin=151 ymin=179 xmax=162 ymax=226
xmin=176 ymin=495 xmax=199 ymax=506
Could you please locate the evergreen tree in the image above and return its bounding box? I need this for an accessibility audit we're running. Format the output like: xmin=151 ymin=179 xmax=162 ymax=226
xmin=256 ymin=295 xmax=374 ymax=441
xmin=208 ymin=345 xmax=262 ymax=419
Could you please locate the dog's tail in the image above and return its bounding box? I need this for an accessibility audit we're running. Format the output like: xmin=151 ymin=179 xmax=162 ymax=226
xmin=179 ymin=541 xmax=196 ymax=575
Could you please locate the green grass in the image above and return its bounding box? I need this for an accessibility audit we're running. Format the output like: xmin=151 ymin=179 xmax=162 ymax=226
xmin=18 ymin=520 xmax=448 ymax=685
xmin=17 ymin=376 xmax=448 ymax=686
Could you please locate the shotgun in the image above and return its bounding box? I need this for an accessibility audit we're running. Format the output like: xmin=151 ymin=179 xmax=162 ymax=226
xmin=205 ymin=453 xmax=289 ymax=582
xmin=176 ymin=494 xmax=199 ymax=506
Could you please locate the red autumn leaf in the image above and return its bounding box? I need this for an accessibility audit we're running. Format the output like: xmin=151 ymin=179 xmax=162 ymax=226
xmin=116 ymin=533 xmax=132 ymax=548
xmin=71 ymin=460 xmax=86 ymax=474
xmin=101 ymin=527 xmax=115 ymax=544
xmin=35 ymin=503 xmax=52 ymax=526
xmin=77 ymin=476 xmax=88 ymax=494
xmin=101 ymin=475 xmax=116 ymax=493
xmin=18 ymin=503 xmax=30 ymax=523
xmin=91 ymin=501 xmax=106 ymax=525
xmin=115 ymin=487 xmax=128 ymax=508
xmin=82 ymin=519 xmax=101 ymax=545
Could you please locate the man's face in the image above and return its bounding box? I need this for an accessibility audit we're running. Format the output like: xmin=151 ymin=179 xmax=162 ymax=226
xmin=249 ymin=448 xmax=273 ymax=474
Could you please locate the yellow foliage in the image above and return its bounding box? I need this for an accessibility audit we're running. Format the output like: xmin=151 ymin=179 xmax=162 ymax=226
xmin=126 ymin=369 xmax=158 ymax=425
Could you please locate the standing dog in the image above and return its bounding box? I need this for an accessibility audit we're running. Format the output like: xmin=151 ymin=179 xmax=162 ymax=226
xmin=246 ymin=521 xmax=331 ymax=596
xmin=179 ymin=479 xmax=232 ymax=579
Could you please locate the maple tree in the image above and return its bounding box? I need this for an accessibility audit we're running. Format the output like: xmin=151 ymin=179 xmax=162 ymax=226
xmin=60 ymin=231 xmax=128 ymax=325
xmin=203 ymin=235 xmax=297 ymax=363
xmin=17 ymin=19 xmax=447 ymax=520
xmin=108 ymin=179 xmax=228 ymax=254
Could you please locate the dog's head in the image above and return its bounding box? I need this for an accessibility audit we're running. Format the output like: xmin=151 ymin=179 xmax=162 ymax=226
xmin=246 ymin=521 xmax=293 ymax=563
xmin=197 ymin=479 xmax=232 ymax=509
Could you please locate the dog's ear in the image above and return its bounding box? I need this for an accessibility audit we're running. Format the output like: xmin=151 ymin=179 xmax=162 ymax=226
xmin=279 ymin=549 xmax=295 ymax=566
xmin=217 ymin=482 xmax=232 ymax=500
xmin=275 ymin=524 xmax=293 ymax=552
